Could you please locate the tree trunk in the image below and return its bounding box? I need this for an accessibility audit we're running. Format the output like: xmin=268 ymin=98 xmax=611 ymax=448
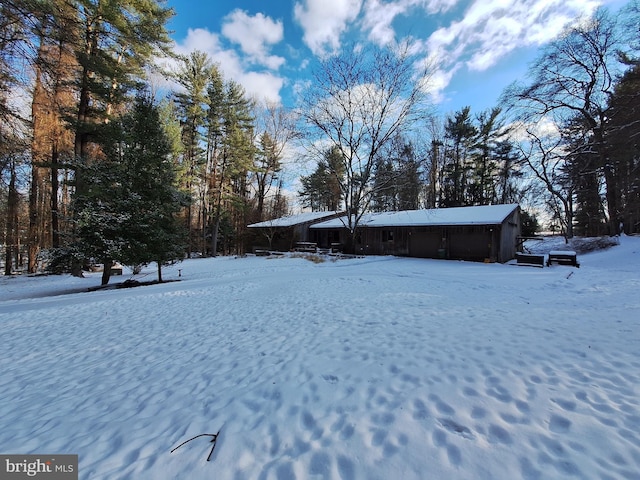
xmin=29 ymin=67 xmax=48 ymax=274
xmin=211 ymin=154 xmax=227 ymax=257
xmin=5 ymin=160 xmax=19 ymax=275
xmin=428 ymin=141 xmax=440 ymax=208
xmin=51 ymin=147 xmax=60 ymax=248
xmin=101 ymin=257 xmax=112 ymax=285
xmin=602 ymin=163 xmax=620 ymax=235
xmin=157 ymin=261 xmax=163 ymax=282
xmin=74 ymin=16 xmax=100 ymax=197
xmin=28 ymin=165 xmax=44 ymax=273
xmin=211 ymin=216 xmax=220 ymax=257
xmin=200 ymin=171 xmax=208 ymax=255
xmin=186 ymin=173 xmax=193 ymax=257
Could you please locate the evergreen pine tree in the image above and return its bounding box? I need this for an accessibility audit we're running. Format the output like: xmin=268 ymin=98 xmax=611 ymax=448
xmin=64 ymin=92 xmax=188 ymax=285
xmin=442 ymin=107 xmax=477 ymax=207
xmin=116 ymin=93 xmax=189 ymax=282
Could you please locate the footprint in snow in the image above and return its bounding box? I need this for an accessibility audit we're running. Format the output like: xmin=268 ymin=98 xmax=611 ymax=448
xmin=322 ymin=374 xmax=339 ymax=384
xmin=438 ymin=418 xmax=475 ymax=440
xmin=549 ymin=414 xmax=572 ymax=434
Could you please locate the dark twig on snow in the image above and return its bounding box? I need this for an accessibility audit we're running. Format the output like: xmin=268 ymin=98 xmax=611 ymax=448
xmin=171 ymin=430 xmax=221 ymax=461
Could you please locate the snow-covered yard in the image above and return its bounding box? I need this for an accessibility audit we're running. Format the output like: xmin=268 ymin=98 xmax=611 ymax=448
xmin=1 ymin=236 xmax=639 ymax=479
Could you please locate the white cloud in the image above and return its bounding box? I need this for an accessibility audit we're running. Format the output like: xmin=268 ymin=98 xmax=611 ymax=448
xmin=427 ymin=64 xmax=459 ymax=104
xmin=361 ymin=0 xmax=460 ymax=46
xmin=174 ymin=27 xmax=223 ymax=58
xmin=294 ymin=0 xmax=364 ymax=55
xmin=238 ymin=71 xmax=284 ymax=104
xmin=421 ymin=0 xmax=460 ymax=14
xmin=221 ymin=10 xmax=286 ymax=70
xmin=466 ymin=16 xmax=523 ymax=71
xmin=169 ymin=0 xmax=608 ymax=109
xmin=419 ymin=0 xmax=604 ymax=99
xmin=507 ymin=117 xmax=561 ymax=145
xmin=362 ymin=0 xmax=409 ymax=45
xmin=172 ymin=28 xmax=284 ymax=104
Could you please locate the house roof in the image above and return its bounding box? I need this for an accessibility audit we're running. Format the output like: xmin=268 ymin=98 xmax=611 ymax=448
xmin=310 ymin=204 xmax=519 ymax=229
xmin=247 ymin=211 xmax=341 ymax=228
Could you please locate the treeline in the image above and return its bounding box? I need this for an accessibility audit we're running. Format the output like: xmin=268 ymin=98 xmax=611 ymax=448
xmin=299 ymin=107 xmax=524 ymax=214
xmin=505 ymin=6 xmax=640 ymax=238
xmin=0 ymin=0 xmax=294 ymax=279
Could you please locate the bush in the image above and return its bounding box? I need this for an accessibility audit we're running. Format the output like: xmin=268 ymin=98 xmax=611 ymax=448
xmin=290 ymin=253 xmax=326 ymax=263
xmin=569 ymin=236 xmax=619 ymax=254
xmin=521 ymin=210 xmax=540 ymax=237
xmin=43 ymin=247 xmax=86 ymax=275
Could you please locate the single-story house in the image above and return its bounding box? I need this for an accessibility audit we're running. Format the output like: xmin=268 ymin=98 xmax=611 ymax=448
xmin=247 ymin=211 xmax=342 ymax=252
xmin=309 ymin=204 xmax=521 ymax=263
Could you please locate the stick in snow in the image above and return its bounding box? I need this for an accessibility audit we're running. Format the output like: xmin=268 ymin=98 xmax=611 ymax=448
xmin=171 ymin=430 xmax=221 ymax=462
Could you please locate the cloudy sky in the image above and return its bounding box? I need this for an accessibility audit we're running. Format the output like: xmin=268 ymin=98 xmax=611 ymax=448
xmin=166 ymin=0 xmax=627 ymax=116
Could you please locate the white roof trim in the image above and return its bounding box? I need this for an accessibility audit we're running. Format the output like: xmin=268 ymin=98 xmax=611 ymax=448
xmin=248 ymin=211 xmax=341 ymax=228
xmin=310 ymin=204 xmax=519 ymax=229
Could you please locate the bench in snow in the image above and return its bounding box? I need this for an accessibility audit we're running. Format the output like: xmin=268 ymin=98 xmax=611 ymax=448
xmin=294 ymin=242 xmax=317 ymax=253
xmin=516 ymin=252 xmax=545 ymax=267
xmin=547 ymin=250 xmax=580 ymax=267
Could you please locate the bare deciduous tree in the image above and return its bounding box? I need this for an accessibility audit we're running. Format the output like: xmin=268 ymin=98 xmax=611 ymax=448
xmin=252 ymin=102 xmax=299 ymax=221
xmin=299 ymin=42 xmax=433 ymax=251
xmin=517 ymin=125 xmax=575 ymax=239
xmin=503 ymin=8 xmax=623 ymax=234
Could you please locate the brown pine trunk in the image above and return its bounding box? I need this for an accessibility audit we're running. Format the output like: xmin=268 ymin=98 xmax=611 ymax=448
xmin=30 ymin=24 xmax=78 ymax=265
xmin=101 ymin=257 xmax=112 ymax=285
xmin=29 ymin=68 xmax=48 ymax=273
xmin=602 ymin=163 xmax=620 ymax=235
xmin=28 ymin=166 xmax=44 ymax=273
xmin=74 ymin=15 xmax=101 ymax=196
xmin=211 ymin=154 xmax=227 ymax=257
xmin=51 ymin=147 xmax=60 ymax=248
xmin=4 ymin=160 xmax=19 ymax=275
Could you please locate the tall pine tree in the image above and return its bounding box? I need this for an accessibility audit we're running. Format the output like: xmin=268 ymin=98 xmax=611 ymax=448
xmin=117 ymin=93 xmax=188 ymax=282
xmin=64 ymin=92 xmax=188 ymax=285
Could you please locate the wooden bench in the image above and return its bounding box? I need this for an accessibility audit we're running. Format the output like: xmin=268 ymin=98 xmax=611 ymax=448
xmin=516 ymin=252 xmax=545 ymax=268
xmin=547 ymin=250 xmax=580 ymax=268
xmin=294 ymin=242 xmax=317 ymax=253
xmin=111 ymin=264 xmax=123 ymax=275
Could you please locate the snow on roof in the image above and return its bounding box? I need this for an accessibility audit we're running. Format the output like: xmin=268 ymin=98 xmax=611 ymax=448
xmin=247 ymin=211 xmax=341 ymax=228
xmin=310 ymin=204 xmax=519 ymax=229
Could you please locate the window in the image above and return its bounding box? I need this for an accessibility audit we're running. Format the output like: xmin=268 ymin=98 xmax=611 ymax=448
xmin=382 ymin=230 xmax=394 ymax=242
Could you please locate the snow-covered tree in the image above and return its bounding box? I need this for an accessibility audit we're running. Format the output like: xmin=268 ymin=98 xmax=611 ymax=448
xmin=63 ymin=92 xmax=188 ymax=285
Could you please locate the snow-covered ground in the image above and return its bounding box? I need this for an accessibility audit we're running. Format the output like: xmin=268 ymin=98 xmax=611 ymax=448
xmin=1 ymin=236 xmax=639 ymax=480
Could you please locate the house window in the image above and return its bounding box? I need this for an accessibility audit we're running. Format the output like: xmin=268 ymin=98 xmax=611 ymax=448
xmin=382 ymin=230 xmax=394 ymax=242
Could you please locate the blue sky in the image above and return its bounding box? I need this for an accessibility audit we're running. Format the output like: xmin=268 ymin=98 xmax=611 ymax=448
xmin=164 ymin=0 xmax=627 ymax=116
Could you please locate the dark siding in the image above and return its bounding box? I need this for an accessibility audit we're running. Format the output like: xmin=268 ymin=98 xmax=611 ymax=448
xmin=497 ymin=207 xmax=520 ymax=262
xmin=409 ymin=229 xmax=443 ymax=258
xmin=293 ymin=206 xmax=521 ymax=262
xmin=449 ymin=227 xmax=493 ymax=261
